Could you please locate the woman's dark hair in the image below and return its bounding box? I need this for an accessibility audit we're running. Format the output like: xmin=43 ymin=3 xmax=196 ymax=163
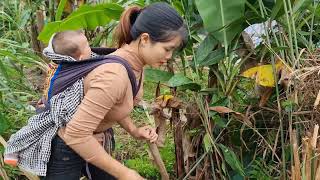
xmin=113 ymin=2 xmax=188 ymax=49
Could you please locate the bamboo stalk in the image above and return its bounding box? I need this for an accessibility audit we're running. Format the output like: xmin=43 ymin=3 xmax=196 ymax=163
xmin=292 ymin=130 xmax=301 ymax=180
xmin=315 ymin=161 xmax=320 ymax=180
xmin=314 ymin=91 xmax=320 ymax=108
xmin=291 ymin=165 xmax=295 ymax=180
xmin=311 ymin=125 xmax=319 ymax=180
xmin=311 ymin=125 xmax=319 ymax=149
xmin=303 ymin=138 xmax=311 ymax=180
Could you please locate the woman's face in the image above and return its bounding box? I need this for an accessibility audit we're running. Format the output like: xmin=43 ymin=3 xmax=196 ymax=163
xmin=139 ymin=33 xmax=182 ymax=68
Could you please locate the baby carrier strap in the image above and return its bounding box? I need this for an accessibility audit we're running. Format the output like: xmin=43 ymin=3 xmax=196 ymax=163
xmin=48 ymin=55 xmax=141 ymax=100
xmin=91 ymin=47 xmax=117 ymax=55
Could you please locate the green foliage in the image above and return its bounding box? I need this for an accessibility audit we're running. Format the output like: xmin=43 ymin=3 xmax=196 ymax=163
xmin=145 ymin=68 xmax=174 ymax=83
xmin=0 ymin=41 xmax=43 ymax=138
xmin=246 ymin=159 xmax=274 ymax=179
xmin=55 ymin=0 xmax=68 ymax=21
xmin=1 ymin=0 xmax=320 ymax=179
xmin=125 ymin=140 xmax=175 ymax=179
xmin=125 ymin=158 xmax=159 ymax=179
xmin=218 ymin=144 xmax=245 ymax=177
xmin=281 ymin=99 xmax=297 ymax=112
xmin=145 ymin=68 xmax=201 ymax=91
xmin=38 ymin=3 xmax=124 ymax=43
xmin=0 ymin=5 xmax=43 ymax=169
xmin=194 ymin=34 xmax=218 ymax=64
xmin=203 ymin=132 xmax=213 ymax=152
xmin=198 ymin=48 xmax=225 ymax=66
xmin=167 ymin=74 xmax=201 ymax=91
xmin=195 ymin=0 xmax=246 ymax=44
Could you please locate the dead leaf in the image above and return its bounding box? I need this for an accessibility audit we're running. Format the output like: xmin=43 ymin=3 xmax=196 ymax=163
xmin=209 ymin=106 xmax=252 ymax=127
xmin=242 ymin=58 xmax=292 ymax=87
xmin=259 ymin=87 xmax=273 ymax=107
xmin=167 ymin=98 xmax=183 ymax=108
xmin=209 ymin=106 xmax=240 ymax=114
xmin=154 ymin=95 xmax=183 ymax=109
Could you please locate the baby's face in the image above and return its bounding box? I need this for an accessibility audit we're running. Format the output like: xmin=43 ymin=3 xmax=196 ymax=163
xmin=77 ymin=34 xmax=91 ymax=60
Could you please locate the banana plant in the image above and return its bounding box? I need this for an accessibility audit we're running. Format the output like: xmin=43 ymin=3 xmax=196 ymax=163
xmin=38 ymin=3 xmax=124 ymax=43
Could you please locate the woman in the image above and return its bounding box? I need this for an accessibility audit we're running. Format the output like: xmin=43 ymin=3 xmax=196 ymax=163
xmin=44 ymin=2 xmax=188 ymax=180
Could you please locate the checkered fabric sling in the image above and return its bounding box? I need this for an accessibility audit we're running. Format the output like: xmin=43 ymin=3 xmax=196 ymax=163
xmin=4 ymin=42 xmax=140 ymax=176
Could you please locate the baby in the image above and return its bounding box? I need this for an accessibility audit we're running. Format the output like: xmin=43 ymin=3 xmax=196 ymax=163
xmin=51 ymin=30 xmax=92 ymax=61
xmin=41 ymin=30 xmax=92 ymax=101
xmin=4 ymin=30 xmax=92 ymax=167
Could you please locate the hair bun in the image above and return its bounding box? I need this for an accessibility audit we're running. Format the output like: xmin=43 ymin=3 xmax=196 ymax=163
xmin=130 ymin=9 xmax=141 ymax=26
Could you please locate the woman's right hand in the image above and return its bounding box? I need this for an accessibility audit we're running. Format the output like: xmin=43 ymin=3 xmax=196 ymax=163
xmin=133 ymin=125 xmax=158 ymax=143
xmin=118 ymin=169 xmax=145 ymax=180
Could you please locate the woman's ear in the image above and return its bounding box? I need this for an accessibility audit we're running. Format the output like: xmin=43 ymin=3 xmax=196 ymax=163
xmin=140 ymin=33 xmax=150 ymax=46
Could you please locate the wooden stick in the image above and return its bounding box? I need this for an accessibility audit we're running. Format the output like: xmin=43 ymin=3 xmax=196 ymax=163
xmin=148 ymin=143 xmax=169 ymax=180
xmin=142 ymin=103 xmax=169 ymax=180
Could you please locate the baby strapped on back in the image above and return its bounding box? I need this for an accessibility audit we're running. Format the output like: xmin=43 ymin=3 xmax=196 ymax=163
xmin=4 ymin=30 xmax=92 ymax=167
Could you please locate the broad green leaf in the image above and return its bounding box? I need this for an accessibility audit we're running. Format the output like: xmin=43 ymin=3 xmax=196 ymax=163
xmin=167 ymin=74 xmax=201 ymax=91
xmin=199 ymin=88 xmax=215 ymax=95
xmin=38 ymin=21 xmax=62 ymax=43
xmin=178 ymin=83 xmax=201 ymax=91
xmin=214 ymin=116 xmax=227 ymax=128
xmin=144 ymin=68 xmax=173 ymax=83
xmin=209 ymin=111 xmax=227 ymax=128
xmin=167 ymin=74 xmax=193 ymax=87
xmin=198 ymin=48 xmax=225 ymax=66
xmin=218 ymin=144 xmax=245 ymax=176
xmin=55 ymin=0 xmax=68 ymax=21
xmin=195 ymin=0 xmax=246 ymax=44
xmin=195 ymin=34 xmax=218 ymax=63
xmin=38 ymin=3 xmax=123 ymax=43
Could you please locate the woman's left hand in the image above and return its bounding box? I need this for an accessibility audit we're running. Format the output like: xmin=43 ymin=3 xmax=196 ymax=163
xmin=133 ymin=126 xmax=158 ymax=143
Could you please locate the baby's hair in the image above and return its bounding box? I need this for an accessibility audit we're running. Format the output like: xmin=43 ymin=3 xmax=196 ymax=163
xmin=52 ymin=30 xmax=85 ymax=59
